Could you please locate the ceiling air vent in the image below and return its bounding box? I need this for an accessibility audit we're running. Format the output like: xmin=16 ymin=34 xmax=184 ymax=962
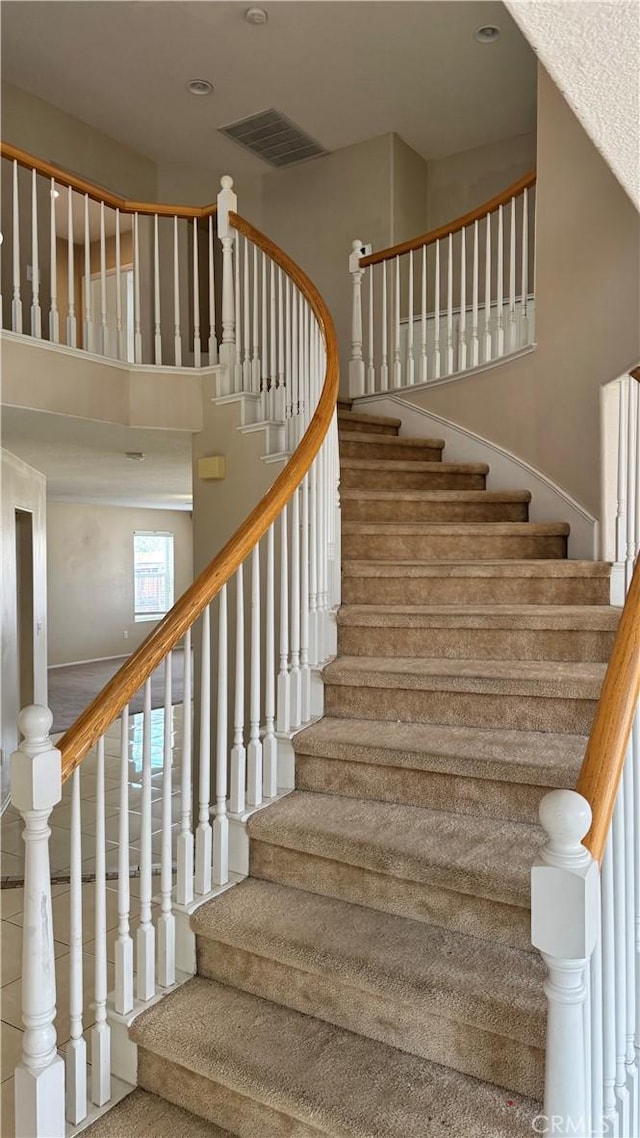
xmin=219 ymin=109 xmax=327 ymax=168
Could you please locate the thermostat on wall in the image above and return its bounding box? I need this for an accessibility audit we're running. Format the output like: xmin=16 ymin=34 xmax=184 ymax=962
xmin=197 ymin=455 xmax=226 ymax=481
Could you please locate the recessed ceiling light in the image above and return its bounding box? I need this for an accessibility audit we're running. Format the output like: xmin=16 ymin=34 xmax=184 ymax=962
xmin=187 ymin=79 xmax=214 ymax=96
xmin=474 ymin=24 xmax=501 ymax=43
xmin=125 ymin=452 xmax=145 ymax=462
xmin=245 ymin=7 xmax=268 ymax=25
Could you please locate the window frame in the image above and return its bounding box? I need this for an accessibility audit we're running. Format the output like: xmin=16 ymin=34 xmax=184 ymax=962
xmin=133 ymin=530 xmax=175 ymax=623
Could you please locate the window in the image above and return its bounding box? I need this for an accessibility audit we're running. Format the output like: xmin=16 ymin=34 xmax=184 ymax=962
xmin=133 ymin=532 xmax=174 ymax=621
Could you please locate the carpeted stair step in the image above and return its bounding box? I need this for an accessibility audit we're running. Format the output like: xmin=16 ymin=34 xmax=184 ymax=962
xmin=248 ymin=791 xmax=540 ymax=949
xmin=293 ymin=717 xmax=586 ymax=823
xmin=338 ymin=431 xmax=445 ymax=461
xmin=193 ymin=879 xmax=546 ymax=1099
xmin=342 ymin=558 xmax=612 ymax=605
xmin=341 ymin=488 xmax=531 ymax=523
xmin=322 ymin=655 xmax=604 ymax=734
xmin=340 ymin=457 xmax=488 ymax=490
xmin=336 ymin=604 xmax=619 ymax=662
xmin=132 ymin=976 xmax=539 ymax=1137
xmin=83 ymin=1088 xmax=231 ymax=1136
xmin=342 ymin=521 xmax=569 ymax=560
xmin=337 ymin=409 xmax=401 ymax=435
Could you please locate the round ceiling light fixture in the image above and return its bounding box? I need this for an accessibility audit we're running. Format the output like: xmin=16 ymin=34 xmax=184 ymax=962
xmin=245 ymin=7 xmax=268 ymax=25
xmin=187 ymin=79 xmax=214 ymax=96
xmin=474 ymin=24 xmax=501 ymax=43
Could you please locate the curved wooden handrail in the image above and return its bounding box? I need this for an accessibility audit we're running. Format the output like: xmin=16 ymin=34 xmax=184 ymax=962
xmin=360 ymin=169 xmax=537 ymax=268
xmin=57 ymin=210 xmax=339 ymax=780
xmin=631 ymin=366 xmax=640 ymax=383
xmin=0 ymin=141 xmax=217 ymax=219
xmin=576 ymin=556 xmax=640 ymax=861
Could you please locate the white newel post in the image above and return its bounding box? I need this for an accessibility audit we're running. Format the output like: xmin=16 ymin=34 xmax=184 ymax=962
xmin=11 ymin=706 xmax=65 ymax=1138
xmin=218 ymin=175 xmax=238 ymax=376
xmin=532 ymin=790 xmax=599 ymax=1138
xmin=349 ymin=240 xmax=366 ymax=398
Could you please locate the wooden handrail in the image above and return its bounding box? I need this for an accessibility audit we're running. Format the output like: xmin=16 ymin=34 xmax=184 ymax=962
xmin=360 ymin=169 xmax=537 ymax=268
xmin=576 ymin=556 xmax=640 ymax=861
xmin=0 ymin=141 xmax=217 ymax=219
xmin=57 ymin=210 xmax=339 ymax=780
xmin=630 ymin=366 xmax=640 ymax=383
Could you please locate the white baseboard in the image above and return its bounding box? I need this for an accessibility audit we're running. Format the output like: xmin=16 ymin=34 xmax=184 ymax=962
xmin=48 ymin=653 xmax=130 ymax=670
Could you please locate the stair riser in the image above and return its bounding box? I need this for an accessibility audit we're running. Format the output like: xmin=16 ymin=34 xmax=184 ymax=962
xmin=295 ymin=754 xmax=557 ymax=825
xmin=337 ymin=419 xmax=398 ymax=436
xmin=324 ymin=683 xmax=597 ymax=734
xmin=337 ymin=625 xmax=616 ymax=663
xmin=340 ymin=469 xmax=487 ymax=491
xmin=339 ymin=440 xmax=443 ymax=461
xmin=139 ymin=1050 xmax=323 ymax=1138
xmin=341 ymin=500 xmax=530 ymax=523
xmin=342 ymin=576 xmax=611 ymax=606
xmin=250 ymin=840 xmax=531 ymax=951
xmin=197 ymin=940 xmax=544 ymax=1101
xmin=341 ymin=533 xmax=568 ymax=560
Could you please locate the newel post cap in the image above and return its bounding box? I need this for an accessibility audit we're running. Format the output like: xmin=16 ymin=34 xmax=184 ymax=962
xmin=349 ymin=239 xmax=365 ymax=274
xmin=11 ymin=705 xmax=62 ymax=814
xmin=531 ymin=789 xmax=598 ymax=960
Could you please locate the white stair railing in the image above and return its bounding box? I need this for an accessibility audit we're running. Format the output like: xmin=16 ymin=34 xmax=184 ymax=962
xmin=9 ymin=175 xmax=340 ymax=1137
xmin=348 ymin=171 xmax=536 ymax=397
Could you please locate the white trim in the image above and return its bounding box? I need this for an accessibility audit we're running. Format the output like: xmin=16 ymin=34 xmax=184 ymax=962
xmin=356 ymin=392 xmax=599 ymax=560
xmin=0 ymin=328 xmax=222 ymax=377
xmin=361 ymin=343 xmax=536 ymax=398
xmin=48 ymin=653 xmax=130 ymax=669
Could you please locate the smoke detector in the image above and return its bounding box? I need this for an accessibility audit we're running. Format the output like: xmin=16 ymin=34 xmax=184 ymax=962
xmin=245 ymin=7 xmax=268 ymax=24
xmin=187 ymin=79 xmax=214 ymax=96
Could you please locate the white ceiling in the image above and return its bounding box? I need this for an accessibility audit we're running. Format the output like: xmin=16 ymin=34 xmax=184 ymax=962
xmin=1 ymin=1 xmax=537 ymax=174
xmin=2 ymin=408 xmax=193 ymax=511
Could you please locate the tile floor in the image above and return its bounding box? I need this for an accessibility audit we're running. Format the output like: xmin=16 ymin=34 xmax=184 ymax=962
xmin=1 ymin=706 xmax=186 ymax=1131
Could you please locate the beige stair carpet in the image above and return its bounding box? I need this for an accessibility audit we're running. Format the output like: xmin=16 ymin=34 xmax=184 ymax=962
xmin=105 ymin=404 xmax=615 ymax=1137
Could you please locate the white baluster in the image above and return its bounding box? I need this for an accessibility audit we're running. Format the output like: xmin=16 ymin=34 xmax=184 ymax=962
xmin=217 ymin=176 xmax=237 ymax=372
xmin=263 ymin=527 xmax=278 ymax=797
xmin=247 ymin=547 xmax=263 ymax=806
xmin=49 ymin=179 xmax=59 ymax=343
xmin=496 ymin=204 xmax=505 ymax=356
xmin=11 ymin=706 xmax=65 ymax=1138
xmin=309 ymin=444 xmax=319 ymax=666
xmin=66 ymin=766 xmax=87 ymax=1124
xmin=193 ymin=217 xmax=201 ymax=368
xmin=137 ymin=680 xmax=155 ymax=1001
xmin=243 ymin=235 xmax=251 ymax=390
xmin=285 ymin=277 xmax=293 ymax=441
xmin=83 ymin=194 xmax=91 ymax=352
xmin=269 ymin=259 xmax=277 ymax=418
xmin=213 ymin=587 xmax=229 ymax=884
xmin=433 ymin=240 xmax=441 ymax=378
xmin=158 ymin=654 xmax=175 ymax=988
xmin=31 ymin=170 xmax=42 ymax=338
xmin=290 ymin=487 xmax=302 ymax=728
xmin=66 ymin=185 xmax=76 ymax=347
xmin=420 ymin=244 xmax=428 ymax=383
xmin=393 ymin=255 xmax=402 ymax=387
xmin=12 ymin=160 xmax=23 ymax=333
xmin=290 ymin=281 xmax=298 ymax=444
xmin=277 ymin=506 xmax=291 ymax=732
xmin=613 ymin=792 xmax=632 ymax=1133
xmin=380 ymin=261 xmax=389 ymax=391
xmin=447 ymin=233 xmax=455 ymax=373
xmin=349 ymin=239 xmax=365 ymax=397
xmin=407 ymin=250 xmax=415 ymax=385
xmin=508 ymin=196 xmax=517 ymax=352
xmin=484 ymin=212 xmax=492 ymax=363
xmin=195 ymin=606 xmax=212 ymax=894
xmin=623 ymin=749 xmax=638 ymax=1116
xmin=91 ymin=736 xmax=111 ymax=1106
xmin=99 ymin=201 xmax=108 ymax=356
xmin=115 ymin=210 xmax=124 ymax=361
xmin=208 ymin=214 xmax=217 ymax=364
xmin=133 ymin=212 xmax=142 ymax=363
xmin=277 ymin=267 xmax=285 ymax=422
xmin=233 ymin=229 xmax=242 ymax=392
xmin=532 ymin=790 xmax=599 ymax=1137
xmin=521 ymin=188 xmax=529 ymax=346
xmin=172 ymin=216 xmax=182 ymax=367
xmin=626 ymin=378 xmax=638 ymax=589
xmin=177 ymin=630 xmax=194 ymax=904
xmin=471 ymin=221 xmax=479 ymax=367
xmin=115 ymin=706 xmax=133 ymax=1015
xmin=300 ymin=477 xmax=311 ymax=724
xmin=153 ymin=213 xmax=162 ymax=364
xmin=602 ymin=839 xmax=618 ymax=1132
xmin=261 ymin=251 xmax=268 ymax=406
xmin=633 ymin=714 xmax=640 ymax=1134
xmin=459 ymin=227 xmax=467 ymax=372
xmin=590 ymin=919 xmax=604 ymax=1138
xmin=367 ymin=265 xmax=375 ymax=393
xmin=230 ymin=566 xmax=246 ymax=814
xmin=252 ymin=244 xmax=260 ymax=392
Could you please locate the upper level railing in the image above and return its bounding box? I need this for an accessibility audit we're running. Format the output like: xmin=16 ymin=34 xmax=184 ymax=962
xmin=8 ymin=166 xmax=340 ymax=1136
xmin=348 ymin=170 xmax=537 ymax=397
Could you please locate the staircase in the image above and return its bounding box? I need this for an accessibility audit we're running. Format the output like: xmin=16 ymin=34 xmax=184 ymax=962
xmin=85 ymin=403 xmax=617 ymax=1137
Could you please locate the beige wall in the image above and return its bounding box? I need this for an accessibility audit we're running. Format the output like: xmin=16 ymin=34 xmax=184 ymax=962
xmin=403 ymin=65 xmax=640 ymax=515
xmin=46 ymin=502 xmax=193 ymax=666
xmin=391 ymin=135 xmax=428 ymax=243
xmin=426 ymin=130 xmax=537 ymax=230
xmin=1 ymin=450 xmax=48 ymax=803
